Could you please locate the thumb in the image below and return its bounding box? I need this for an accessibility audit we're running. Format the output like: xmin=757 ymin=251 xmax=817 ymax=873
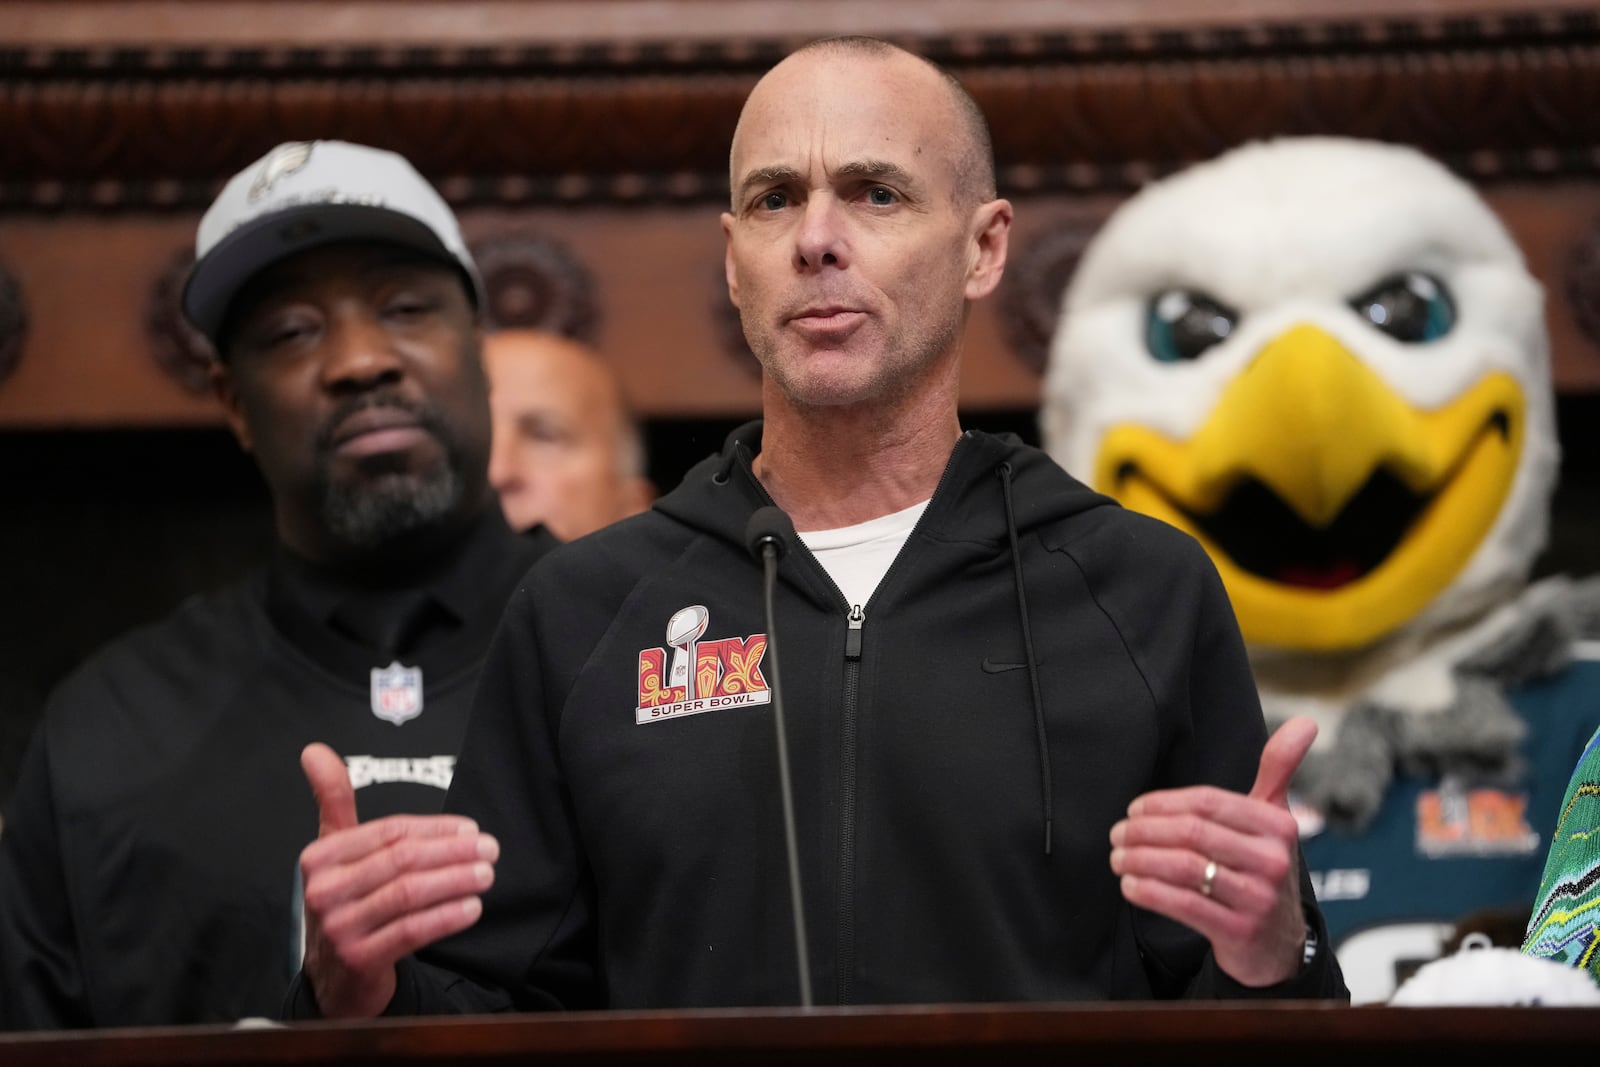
xmin=1249 ymin=715 xmax=1318 ymax=807
xmin=302 ymin=742 xmax=359 ymax=837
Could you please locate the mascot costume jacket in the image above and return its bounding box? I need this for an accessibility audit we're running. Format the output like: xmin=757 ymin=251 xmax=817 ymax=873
xmin=1041 ymin=136 xmax=1600 ymax=1003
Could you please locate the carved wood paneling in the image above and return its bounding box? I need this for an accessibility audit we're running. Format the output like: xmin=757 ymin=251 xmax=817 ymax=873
xmin=1 ymin=8 xmax=1597 ymax=212
xmin=6 ymin=182 xmax=1594 ymax=428
xmin=146 ymin=247 xmax=215 ymax=394
xmin=2 ymin=3 xmax=1599 ymax=427
xmin=995 ymin=218 xmax=1102 ymax=376
xmin=472 ymin=231 xmax=603 ymax=342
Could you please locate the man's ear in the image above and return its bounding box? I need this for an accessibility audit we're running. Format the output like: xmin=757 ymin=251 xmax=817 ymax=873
xmin=209 ymin=360 xmax=254 ymax=453
xmin=964 ymin=198 xmax=1013 ymax=303
xmin=721 ymin=212 xmax=741 ymax=309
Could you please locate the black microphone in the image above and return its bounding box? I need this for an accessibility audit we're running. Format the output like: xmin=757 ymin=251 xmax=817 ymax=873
xmin=743 ymin=506 xmax=812 ymax=1008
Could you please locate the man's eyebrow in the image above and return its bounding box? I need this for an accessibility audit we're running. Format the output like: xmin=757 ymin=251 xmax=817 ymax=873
xmin=734 ymin=159 xmax=921 ymax=200
xmin=734 ymin=166 xmax=803 ymax=199
xmin=833 ymin=159 xmax=917 ymax=187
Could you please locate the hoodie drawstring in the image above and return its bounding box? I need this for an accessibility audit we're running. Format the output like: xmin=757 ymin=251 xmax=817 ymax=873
xmin=998 ymin=462 xmax=1054 ymax=856
xmin=712 ymin=448 xmax=736 ymax=486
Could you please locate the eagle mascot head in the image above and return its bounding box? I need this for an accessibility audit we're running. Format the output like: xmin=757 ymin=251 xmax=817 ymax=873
xmin=1044 ymin=135 xmax=1555 ymax=662
xmin=1041 ymin=136 xmax=1572 ymax=826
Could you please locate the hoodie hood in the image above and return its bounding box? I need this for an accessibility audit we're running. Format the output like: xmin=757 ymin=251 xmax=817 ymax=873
xmin=655 ymin=420 xmax=1117 ymax=556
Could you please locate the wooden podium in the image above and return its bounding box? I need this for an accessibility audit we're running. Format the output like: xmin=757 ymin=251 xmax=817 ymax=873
xmin=1 ymin=1002 xmax=1592 ymax=1066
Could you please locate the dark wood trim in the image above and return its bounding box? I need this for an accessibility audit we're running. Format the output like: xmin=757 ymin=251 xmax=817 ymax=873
xmin=1 ymin=7 xmax=1596 ymax=211
xmin=0 ymin=1003 xmax=1594 ymax=1066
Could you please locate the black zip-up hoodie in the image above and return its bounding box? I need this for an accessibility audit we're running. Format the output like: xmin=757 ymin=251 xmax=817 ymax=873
xmin=348 ymin=423 xmax=1345 ymax=1014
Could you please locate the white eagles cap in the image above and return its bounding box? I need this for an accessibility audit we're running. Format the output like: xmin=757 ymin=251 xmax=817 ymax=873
xmin=182 ymin=140 xmax=485 ymax=344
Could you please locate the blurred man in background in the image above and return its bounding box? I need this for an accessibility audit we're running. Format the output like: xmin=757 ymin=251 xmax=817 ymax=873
xmin=0 ymin=139 xmax=554 ymax=1029
xmin=484 ymin=329 xmax=654 ymax=542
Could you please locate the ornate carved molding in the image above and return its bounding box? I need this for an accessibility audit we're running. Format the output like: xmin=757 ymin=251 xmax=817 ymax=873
xmin=0 ymin=264 xmax=24 ymax=387
xmin=146 ymin=247 xmax=217 ymax=393
xmin=1 ymin=8 xmax=1596 ymax=211
xmin=996 ymin=219 xmax=1103 ymax=376
xmin=471 ymin=232 xmax=602 ymax=342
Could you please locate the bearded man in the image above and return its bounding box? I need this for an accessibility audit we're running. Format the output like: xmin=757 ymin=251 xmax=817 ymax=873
xmin=0 ymin=140 xmax=554 ymax=1029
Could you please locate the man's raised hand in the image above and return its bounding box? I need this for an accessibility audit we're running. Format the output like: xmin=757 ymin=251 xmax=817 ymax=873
xmin=298 ymin=742 xmax=498 ymax=1018
xmin=1109 ymin=716 xmax=1317 ymax=987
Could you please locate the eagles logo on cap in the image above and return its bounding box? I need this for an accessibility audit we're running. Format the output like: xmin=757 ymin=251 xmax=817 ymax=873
xmin=248 ymin=142 xmax=315 ymax=203
xmin=181 ymin=139 xmax=487 ymax=346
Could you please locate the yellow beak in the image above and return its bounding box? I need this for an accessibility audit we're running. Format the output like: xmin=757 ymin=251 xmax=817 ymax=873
xmin=1095 ymin=324 xmax=1524 ymax=650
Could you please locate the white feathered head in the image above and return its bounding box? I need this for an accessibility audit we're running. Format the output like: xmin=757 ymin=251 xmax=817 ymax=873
xmin=1041 ymin=136 xmax=1557 ymax=656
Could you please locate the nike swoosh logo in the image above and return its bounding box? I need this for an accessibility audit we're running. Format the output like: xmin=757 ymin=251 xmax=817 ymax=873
xmin=981 ymin=658 xmax=1028 ymax=673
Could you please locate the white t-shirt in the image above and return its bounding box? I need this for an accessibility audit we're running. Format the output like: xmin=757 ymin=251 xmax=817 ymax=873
xmin=795 ymin=499 xmax=930 ymax=609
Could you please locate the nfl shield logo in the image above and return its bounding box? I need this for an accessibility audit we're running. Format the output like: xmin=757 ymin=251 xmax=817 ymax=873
xmin=370 ymin=661 xmax=424 ymax=725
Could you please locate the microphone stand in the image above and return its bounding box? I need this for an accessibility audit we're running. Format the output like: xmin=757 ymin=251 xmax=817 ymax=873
xmin=758 ymin=535 xmax=813 ymax=1009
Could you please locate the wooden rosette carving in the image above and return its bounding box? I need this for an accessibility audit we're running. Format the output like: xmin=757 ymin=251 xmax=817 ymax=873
xmin=146 ymin=248 xmax=217 ymax=394
xmin=471 ymin=232 xmax=601 ymax=344
xmin=996 ymin=218 xmax=1103 ymax=376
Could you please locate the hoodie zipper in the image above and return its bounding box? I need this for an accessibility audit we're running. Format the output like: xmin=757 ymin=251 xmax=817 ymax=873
xmin=837 ymin=601 xmax=865 ymax=1003
xmin=830 ymin=437 xmax=972 ymax=1005
xmin=734 ymin=432 xmax=975 ymax=1006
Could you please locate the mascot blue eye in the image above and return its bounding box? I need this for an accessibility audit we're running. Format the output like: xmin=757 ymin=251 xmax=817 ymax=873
xmin=1145 ymin=290 xmax=1238 ymax=363
xmin=1350 ymin=272 xmax=1456 ymax=343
